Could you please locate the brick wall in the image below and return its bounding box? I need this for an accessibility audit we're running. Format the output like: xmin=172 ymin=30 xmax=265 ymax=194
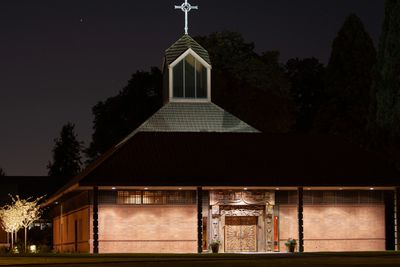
xmin=278 ymin=204 xmax=385 ymax=252
xmin=53 ymin=206 xmax=90 ymax=253
xmin=97 ymin=205 xmax=197 ymax=253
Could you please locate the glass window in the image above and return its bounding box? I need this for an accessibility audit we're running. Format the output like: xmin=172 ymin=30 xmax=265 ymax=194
xmin=185 ymin=54 xmax=196 ymax=98
xmin=172 ymin=54 xmax=208 ymax=99
xmin=173 ymin=60 xmax=184 ymax=98
xmin=196 ymin=60 xmax=207 ymax=98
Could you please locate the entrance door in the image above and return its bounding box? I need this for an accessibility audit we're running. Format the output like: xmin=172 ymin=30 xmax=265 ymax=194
xmin=225 ymin=216 xmax=257 ymax=252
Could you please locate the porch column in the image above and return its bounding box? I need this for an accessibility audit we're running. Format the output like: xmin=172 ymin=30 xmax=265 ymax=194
xmin=93 ymin=186 xmax=99 ymax=254
xmin=197 ymin=187 xmax=203 ymax=253
xmin=384 ymin=190 xmax=395 ymax=250
xmin=297 ymin=187 xmax=304 ymax=252
xmin=396 ymin=188 xmax=400 ymax=250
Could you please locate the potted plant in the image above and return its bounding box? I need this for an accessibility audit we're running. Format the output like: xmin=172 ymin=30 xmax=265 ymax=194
xmin=210 ymin=239 xmax=221 ymax=253
xmin=285 ymin=238 xmax=297 ymax=252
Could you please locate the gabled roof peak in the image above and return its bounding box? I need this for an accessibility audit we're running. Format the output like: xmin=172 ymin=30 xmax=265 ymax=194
xmin=165 ymin=35 xmax=211 ymax=65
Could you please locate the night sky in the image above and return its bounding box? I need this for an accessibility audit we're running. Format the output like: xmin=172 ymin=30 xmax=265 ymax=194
xmin=0 ymin=1 xmax=384 ymax=176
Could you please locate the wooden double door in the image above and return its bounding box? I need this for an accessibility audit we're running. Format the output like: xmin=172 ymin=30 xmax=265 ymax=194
xmin=225 ymin=216 xmax=258 ymax=252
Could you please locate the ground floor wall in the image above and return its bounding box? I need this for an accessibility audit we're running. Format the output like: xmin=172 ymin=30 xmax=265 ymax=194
xmin=51 ymin=190 xmax=389 ymax=253
xmin=97 ymin=205 xmax=197 ymax=253
xmin=53 ymin=206 xmax=90 ymax=253
xmin=278 ymin=204 xmax=385 ymax=252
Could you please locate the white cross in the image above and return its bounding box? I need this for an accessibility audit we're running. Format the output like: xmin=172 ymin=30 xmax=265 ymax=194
xmin=175 ymin=0 xmax=198 ymax=35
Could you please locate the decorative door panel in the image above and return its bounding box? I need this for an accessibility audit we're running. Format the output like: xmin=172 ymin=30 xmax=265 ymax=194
xmin=225 ymin=216 xmax=257 ymax=252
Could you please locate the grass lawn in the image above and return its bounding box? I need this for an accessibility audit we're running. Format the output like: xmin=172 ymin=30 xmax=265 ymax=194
xmin=0 ymin=252 xmax=399 ymax=266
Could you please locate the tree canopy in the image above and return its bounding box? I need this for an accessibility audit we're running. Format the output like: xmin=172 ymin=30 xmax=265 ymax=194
xmin=195 ymin=31 xmax=290 ymax=96
xmin=374 ymin=0 xmax=400 ymax=137
xmin=314 ymin=14 xmax=376 ymax=143
xmin=47 ymin=123 xmax=83 ymax=178
xmin=86 ymin=67 xmax=163 ymax=162
xmin=195 ymin=31 xmax=295 ymax=133
xmin=285 ymin=57 xmax=326 ymax=132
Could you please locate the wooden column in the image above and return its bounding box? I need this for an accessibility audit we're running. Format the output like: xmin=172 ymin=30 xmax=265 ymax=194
xmin=93 ymin=186 xmax=99 ymax=254
xmin=384 ymin=190 xmax=395 ymax=250
xmin=197 ymin=187 xmax=203 ymax=254
xmin=297 ymin=187 xmax=304 ymax=253
xmin=396 ymin=188 xmax=400 ymax=251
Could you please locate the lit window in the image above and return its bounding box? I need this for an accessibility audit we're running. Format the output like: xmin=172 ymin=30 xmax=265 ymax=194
xmin=173 ymin=54 xmax=208 ymax=99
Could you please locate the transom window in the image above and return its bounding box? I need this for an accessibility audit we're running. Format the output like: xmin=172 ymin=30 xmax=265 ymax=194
xmin=173 ymin=54 xmax=208 ymax=99
xmin=116 ymin=190 xmax=196 ymax=205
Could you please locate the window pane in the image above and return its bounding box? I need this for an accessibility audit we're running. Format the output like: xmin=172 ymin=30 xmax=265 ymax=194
xmin=185 ymin=54 xmax=196 ymax=98
xmin=196 ymin=60 xmax=207 ymax=98
xmin=173 ymin=60 xmax=184 ymax=98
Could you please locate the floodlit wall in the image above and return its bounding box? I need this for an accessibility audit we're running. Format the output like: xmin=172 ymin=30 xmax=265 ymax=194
xmin=97 ymin=205 xmax=197 ymax=253
xmin=279 ymin=204 xmax=385 ymax=252
xmin=53 ymin=206 xmax=90 ymax=253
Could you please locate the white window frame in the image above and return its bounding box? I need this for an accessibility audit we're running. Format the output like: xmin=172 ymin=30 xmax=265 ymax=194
xmin=169 ymin=48 xmax=212 ymax=103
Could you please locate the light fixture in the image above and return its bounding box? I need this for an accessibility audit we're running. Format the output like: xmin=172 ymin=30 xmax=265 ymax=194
xmin=111 ymin=187 xmax=116 ymax=190
xmin=55 ymin=201 xmax=59 ymax=205
xmin=370 ymin=188 xmax=374 ymax=191
xmin=275 ymin=188 xmax=280 ymax=191
xmin=339 ymin=188 xmax=343 ymax=191
xmin=144 ymin=187 xmax=149 ymax=190
xmin=178 ymin=188 xmax=183 ymax=190
xmin=243 ymin=188 xmax=248 ymax=191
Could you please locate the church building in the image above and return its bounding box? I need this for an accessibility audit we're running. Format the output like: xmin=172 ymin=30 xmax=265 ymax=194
xmin=45 ymin=1 xmax=400 ymax=254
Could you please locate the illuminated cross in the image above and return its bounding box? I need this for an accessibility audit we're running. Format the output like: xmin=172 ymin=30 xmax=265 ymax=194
xmin=175 ymin=0 xmax=198 ymax=35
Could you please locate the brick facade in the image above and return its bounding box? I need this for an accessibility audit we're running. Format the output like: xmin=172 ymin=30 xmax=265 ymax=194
xmin=279 ymin=204 xmax=385 ymax=252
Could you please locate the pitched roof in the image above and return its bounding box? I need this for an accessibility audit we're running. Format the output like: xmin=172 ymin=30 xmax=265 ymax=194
xmin=118 ymin=102 xmax=258 ymax=145
xmin=80 ymin=132 xmax=400 ymax=187
xmin=165 ymin=35 xmax=211 ymax=65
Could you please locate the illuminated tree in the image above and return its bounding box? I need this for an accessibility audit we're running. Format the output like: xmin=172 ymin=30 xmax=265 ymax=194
xmin=14 ymin=196 xmax=43 ymax=252
xmin=0 ymin=203 xmax=23 ymax=249
xmin=0 ymin=196 xmax=42 ymax=252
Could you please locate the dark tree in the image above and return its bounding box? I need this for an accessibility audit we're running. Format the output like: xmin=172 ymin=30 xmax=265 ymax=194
xmin=0 ymin=167 xmax=5 ymax=177
xmin=368 ymin=0 xmax=400 ymax=172
xmin=195 ymin=31 xmax=295 ymax=132
xmin=373 ymin=0 xmax=400 ymax=137
xmin=86 ymin=67 xmax=163 ymax=161
xmin=195 ymin=31 xmax=290 ymax=96
xmin=285 ymin=58 xmax=326 ymax=132
xmin=47 ymin=123 xmax=83 ymax=177
xmin=314 ymin=14 xmax=376 ymax=142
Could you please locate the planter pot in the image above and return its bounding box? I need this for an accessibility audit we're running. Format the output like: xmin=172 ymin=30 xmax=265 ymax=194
xmin=211 ymin=244 xmax=219 ymax=253
xmin=286 ymin=245 xmax=296 ymax=253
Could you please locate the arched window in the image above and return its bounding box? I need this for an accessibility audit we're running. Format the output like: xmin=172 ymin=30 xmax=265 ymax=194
xmin=173 ymin=54 xmax=208 ymax=99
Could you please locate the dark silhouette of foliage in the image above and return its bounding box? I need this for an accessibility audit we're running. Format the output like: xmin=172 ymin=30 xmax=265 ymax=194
xmin=195 ymin=31 xmax=290 ymax=96
xmin=368 ymin=0 xmax=400 ymax=172
xmin=285 ymin=58 xmax=326 ymax=132
xmin=195 ymin=31 xmax=295 ymax=132
xmin=373 ymin=0 xmax=400 ymax=137
xmin=314 ymin=14 xmax=376 ymax=143
xmin=86 ymin=67 xmax=163 ymax=161
xmin=0 ymin=168 xmax=5 ymax=177
xmin=47 ymin=123 xmax=83 ymax=178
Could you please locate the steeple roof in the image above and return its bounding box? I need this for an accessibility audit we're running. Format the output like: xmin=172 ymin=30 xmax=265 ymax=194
xmin=165 ymin=35 xmax=211 ymax=65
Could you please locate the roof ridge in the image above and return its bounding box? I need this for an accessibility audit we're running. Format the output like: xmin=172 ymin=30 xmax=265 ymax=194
xmin=165 ymin=35 xmax=211 ymax=65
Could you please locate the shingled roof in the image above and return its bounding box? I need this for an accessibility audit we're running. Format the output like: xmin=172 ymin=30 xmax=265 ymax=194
xmin=118 ymin=102 xmax=258 ymax=145
xmin=165 ymin=34 xmax=211 ymax=65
